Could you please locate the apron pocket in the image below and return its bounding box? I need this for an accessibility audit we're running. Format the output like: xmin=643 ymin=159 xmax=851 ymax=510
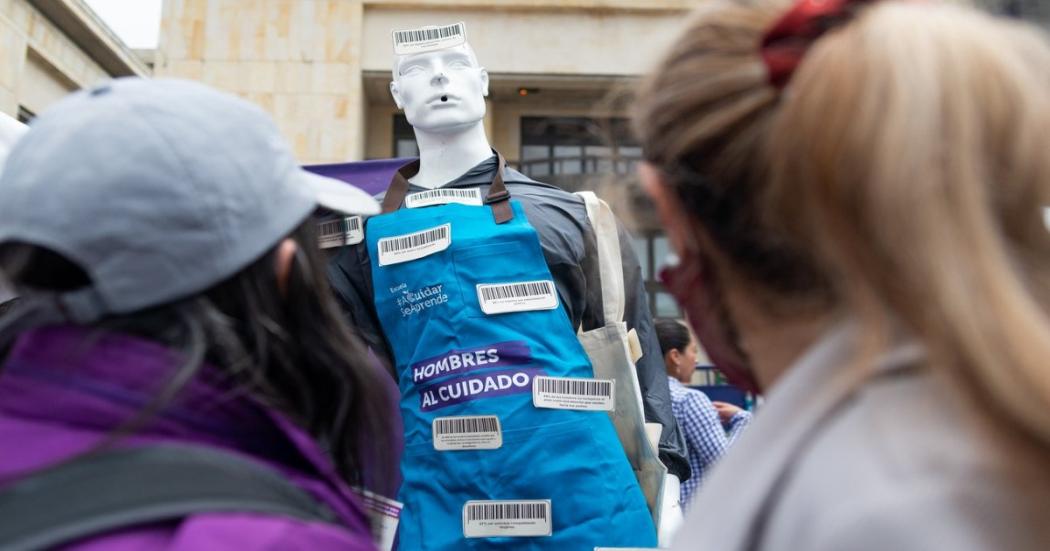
xmin=453 ymin=241 xmax=559 ymax=320
xmin=399 ymin=419 xmax=652 ymax=549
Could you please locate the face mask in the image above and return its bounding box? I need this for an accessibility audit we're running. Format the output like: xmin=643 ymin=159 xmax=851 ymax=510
xmin=660 ymin=253 xmax=763 ymax=394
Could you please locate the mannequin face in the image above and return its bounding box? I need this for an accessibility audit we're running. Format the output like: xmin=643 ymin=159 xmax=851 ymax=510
xmin=390 ymin=44 xmax=489 ymax=133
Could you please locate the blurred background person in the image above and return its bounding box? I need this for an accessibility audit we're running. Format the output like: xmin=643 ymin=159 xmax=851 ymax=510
xmin=634 ymin=0 xmax=1050 ymax=549
xmin=0 ymin=78 xmax=398 ymax=550
xmin=655 ymin=318 xmax=749 ymax=510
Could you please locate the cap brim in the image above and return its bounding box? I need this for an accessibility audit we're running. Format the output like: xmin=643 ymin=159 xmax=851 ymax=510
xmin=299 ymin=170 xmax=380 ymax=216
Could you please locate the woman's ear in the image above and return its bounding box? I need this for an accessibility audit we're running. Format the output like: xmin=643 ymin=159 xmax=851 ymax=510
xmin=275 ymin=238 xmax=298 ymax=298
xmin=667 ymin=348 xmax=682 ymax=368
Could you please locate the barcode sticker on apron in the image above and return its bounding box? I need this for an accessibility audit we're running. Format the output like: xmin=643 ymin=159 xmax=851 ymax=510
xmin=318 ymin=216 xmax=364 ymax=248
xmin=463 ymin=500 xmax=552 ymax=538
xmin=476 ymin=280 xmax=558 ymax=315
xmin=355 ymin=489 xmax=402 ymax=551
xmin=393 ymin=22 xmax=466 ymax=56
xmin=432 ymin=415 xmax=502 ymax=451
xmin=405 ymin=188 xmax=483 ymax=209
xmin=532 ymin=376 xmax=615 ymax=411
xmin=377 ymin=224 xmax=451 ymax=266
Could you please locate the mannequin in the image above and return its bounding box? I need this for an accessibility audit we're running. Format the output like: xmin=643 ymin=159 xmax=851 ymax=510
xmin=328 ymin=22 xmax=689 ymax=550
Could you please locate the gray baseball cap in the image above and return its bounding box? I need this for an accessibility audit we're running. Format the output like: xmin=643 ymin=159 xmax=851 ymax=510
xmin=0 ymin=77 xmax=378 ymax=323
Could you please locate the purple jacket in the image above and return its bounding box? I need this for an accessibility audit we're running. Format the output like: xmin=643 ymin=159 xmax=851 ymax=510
xmin=0 ymin=326 xmax=391 ymax=550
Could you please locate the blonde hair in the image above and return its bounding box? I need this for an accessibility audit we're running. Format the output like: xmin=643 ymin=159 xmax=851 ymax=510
xmin=635 ymin=0 xmax=1050 ymax=445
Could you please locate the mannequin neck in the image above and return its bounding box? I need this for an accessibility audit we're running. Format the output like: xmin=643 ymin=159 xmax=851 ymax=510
xmin=410 ymin=121 xmax=493 ymax=189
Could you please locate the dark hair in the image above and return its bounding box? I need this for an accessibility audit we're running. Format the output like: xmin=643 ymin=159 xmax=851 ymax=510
xmin=654 ymin=318 xmax=691 ymax=357
xmin=0 ymin=220 xmax=396 ymax=495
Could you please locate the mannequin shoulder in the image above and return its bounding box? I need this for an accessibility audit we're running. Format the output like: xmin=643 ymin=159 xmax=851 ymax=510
xmin=507 ymin=183 xmax=590 ymax=227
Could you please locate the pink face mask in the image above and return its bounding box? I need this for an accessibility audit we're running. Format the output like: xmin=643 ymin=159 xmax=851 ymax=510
xmin=660 ymin=254 xmax=763 ymax=394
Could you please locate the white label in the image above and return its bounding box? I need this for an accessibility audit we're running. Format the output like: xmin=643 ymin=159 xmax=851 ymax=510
xmin=377 ymin=224 xmax=451 ymax=266
xmin=477 ymin=280 xmax=558 ymax=315
xmin=355 ymin=489 xmax=402 ymax=551
xmin=405 ymin=187 xmax=483 ymax=209
xmin=318 ymin=216 xmax=364 ymax=249
xmin=533 ymin=376 xmax=615 ymax=411
xmin=433 ymin=415 xmax=502 ymax=451
xmin=393 ymin=22 xmax=466 ymax=56
xmin=463 ymin=500 xmax=552 ymax=538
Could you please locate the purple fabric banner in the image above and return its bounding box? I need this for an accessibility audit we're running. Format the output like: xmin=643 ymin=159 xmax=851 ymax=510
xmin=303 ymin=158 xmax=414 ymax=196
xmin=418 ymin=367 xmax=544 ymax=412
xmin=410 ymin=341 xmax=533 ymax=385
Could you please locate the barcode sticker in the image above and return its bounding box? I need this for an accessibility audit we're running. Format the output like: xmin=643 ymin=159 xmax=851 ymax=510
xmin=533 ymin=376 xmax=615 ymax=411
xmin=354 ymin=489 xmax=402 ymax=551
xmin=463 ymin=500 xmax=552 ymax=538
xmin=318 ymin=216 xmax=364 ymax=248
xmin=476 ymin=280 xmax=558 ymax=315
xmin=393 ymin=22 xmax=466 ymax=56
xmin=432 ymin=415 xmax=502 ymax=451
xmin=377 ymin=224 xmax=451 ymax=266
xmin=405 ymin=187 xmax=483 ymax=209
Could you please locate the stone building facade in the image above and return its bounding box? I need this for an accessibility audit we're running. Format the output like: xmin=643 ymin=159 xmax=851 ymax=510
xmin=155 ymin=0 xmax=692 ymax=165
xmin=0 ymin=0 xmax=148 ymax=122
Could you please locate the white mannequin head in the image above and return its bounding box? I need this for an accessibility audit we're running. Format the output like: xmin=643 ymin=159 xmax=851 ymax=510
xmin=390 ymin=42 xmax=489 ymax=134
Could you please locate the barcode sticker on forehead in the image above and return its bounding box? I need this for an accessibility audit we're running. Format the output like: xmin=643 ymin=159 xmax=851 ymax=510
xmin=432 ymin=415 xmax=502 ymax=451
xmin=318 ymin=216 xmax=364 ymax=249
xmin=393 ymin=22 xmax=466 ymax=56
xmin=533 ymin=376 xmax=615 ymax=412
xmin=477 ymin=281 xmax=558 ymax=315
xmin=377 ymin=224 xmax=451 ymax=266
xmin=405 ymin=187 xmax=483 ymax=209
xmin=463 ymin=500 xmax=552 ymax=538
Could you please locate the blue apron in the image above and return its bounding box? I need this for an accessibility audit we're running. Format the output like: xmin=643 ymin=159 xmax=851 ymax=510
xmin=367 ymin=158 xmax=656 ymax=550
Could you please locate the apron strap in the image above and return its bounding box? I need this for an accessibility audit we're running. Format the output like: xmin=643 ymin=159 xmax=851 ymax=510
xmin=380 ymin=159 xmax=420 ymax=214
xmin=486 ymin=154 xmax=514 ymax=224
xmin=381 ymin=152 xmax=514 ymax=224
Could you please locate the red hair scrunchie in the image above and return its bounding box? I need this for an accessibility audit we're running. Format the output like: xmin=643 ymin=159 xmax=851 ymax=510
xmin=761 ymin=0 xmax=876 ymax=88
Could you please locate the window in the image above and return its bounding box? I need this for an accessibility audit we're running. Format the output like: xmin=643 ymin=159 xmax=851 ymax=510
xmin=520 ymin=117 xmax=673 ymax=317
xmin=628 ymin=232 xmax=682 ymax=319
xmin=393 ymin=114 xmax=418 ymax=158
xmin=519 ymin=117 xmax=640 ymax=178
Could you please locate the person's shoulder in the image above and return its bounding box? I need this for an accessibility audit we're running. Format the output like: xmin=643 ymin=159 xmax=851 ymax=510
xmin=763 ymin=367 xmax=1050 ymax=549
xmin=678 ymin=385 xmax=714 ymax=408
xmin=506 ymin=180 xmax=584 ymax=209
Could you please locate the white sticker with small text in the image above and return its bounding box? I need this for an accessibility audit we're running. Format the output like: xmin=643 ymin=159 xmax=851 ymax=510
xmin=477 ymin=280 xmax=558 ymax=315
xmin=393 ymin=22 xmax=466 ymax=56
xmin=377 ymin=224 xmax=450 ymax=266
xmin=355 ymin=489 xmax=402 ymax=551
xmin=533 ymin=376 xmax=615 ymax=411
xmin=463 ymin=500 xmax=552 ymax=538
xmin=318 ymin=216 xmax=364 ymax=248
xmin=433 ymin=415 xmax=502 ymax=451
xmin=405 ymin=188 xmax=483 ymax=209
